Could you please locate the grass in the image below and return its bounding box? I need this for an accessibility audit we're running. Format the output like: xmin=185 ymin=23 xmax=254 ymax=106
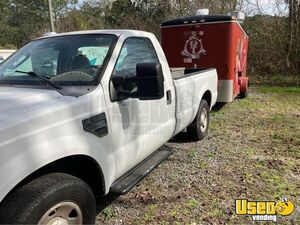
xmin=96 ymin=85 xmax=300 ymax=225
xmin=102 ymin=207 xmax=115 ymax=221
xmin=251 ymin=74 xmax=300 ymax=87
xmin=256 ymin=86 xmax=300 ymax=94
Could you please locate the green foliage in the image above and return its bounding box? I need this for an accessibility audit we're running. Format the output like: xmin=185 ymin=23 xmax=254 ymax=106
xmin=7 ymin=0 xmax=49 ymax=46
xmin=105 ymin=0 xmax=137 ymax=28
xmin=0 ymin=0 xmax=78 ymax=47
xmin=56 ymin=1 xmax=106 ymax=32
xmin=104 ymin=0 xmax=172 ymax=37
xmin=244 ymin=15 xmax=294 ymax=75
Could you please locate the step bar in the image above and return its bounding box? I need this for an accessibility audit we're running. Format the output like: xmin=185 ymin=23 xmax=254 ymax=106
xmin=110 ymin=145 xmax=173 ymax=195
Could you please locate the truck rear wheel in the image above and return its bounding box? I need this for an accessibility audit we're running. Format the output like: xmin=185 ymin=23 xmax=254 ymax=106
xmin=187 ymin=99 xmax=210 ymax=141
xmin=0 ymin=173 xmax=96 ymax=225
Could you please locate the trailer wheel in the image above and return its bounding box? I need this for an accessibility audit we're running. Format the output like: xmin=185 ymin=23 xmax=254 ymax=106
xmin=240 ymin=90 xmax=248 ymax=98
xmin=239 ymin=77 xmax=249 ymax=98
xmin=187 ymin=99 xmax=210 ymax=141
xmin=0 ymin=173 xmax=96 ymax=225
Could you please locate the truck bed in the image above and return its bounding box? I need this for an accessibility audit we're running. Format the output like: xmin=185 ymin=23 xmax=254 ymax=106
xmin=171 ymin=68 xmax=218 ymax=135
xmin=171 ymin=68 xmax=214 ymax=80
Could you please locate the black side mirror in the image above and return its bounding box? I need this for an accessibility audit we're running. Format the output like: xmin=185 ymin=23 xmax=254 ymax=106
xmin=111 ymin=73 xmax=137 ymax=101
xmin=136 ymin=63 xmax=164 ymax=100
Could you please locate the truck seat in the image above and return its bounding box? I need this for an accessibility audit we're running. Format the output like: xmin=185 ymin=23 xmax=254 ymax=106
xmin=72 ymin=55 xmax=90 ymax=70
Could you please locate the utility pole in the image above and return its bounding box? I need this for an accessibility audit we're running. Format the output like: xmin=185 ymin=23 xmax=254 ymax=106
xmin=48 ymin=0 xmax=55 ymax=32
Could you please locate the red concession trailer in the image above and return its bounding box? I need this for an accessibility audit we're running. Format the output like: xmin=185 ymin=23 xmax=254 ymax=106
xmin=161 ymin=14 xmax=249 ymax=103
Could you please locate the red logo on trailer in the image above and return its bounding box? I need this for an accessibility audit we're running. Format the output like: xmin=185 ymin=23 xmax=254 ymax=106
xmin=182 ymin=33 xmax=206 ymax=62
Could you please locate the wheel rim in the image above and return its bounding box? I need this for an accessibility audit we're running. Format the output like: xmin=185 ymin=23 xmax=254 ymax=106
xmin=200 ymin=108 xmax=208 ymax=133
xmin=38 ymin=201 xmax=83 ymax=225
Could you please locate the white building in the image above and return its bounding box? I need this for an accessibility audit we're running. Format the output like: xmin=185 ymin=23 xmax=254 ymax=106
xmin=0 ymin=49 xmax=16 ymax=61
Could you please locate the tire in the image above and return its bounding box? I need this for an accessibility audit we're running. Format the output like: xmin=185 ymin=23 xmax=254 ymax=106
xmin=187 ymin=99 xmax=210 ymax=141
xmin=0 ymin=173 xmax=96 ymax=225
xmin=239 ymin=77 xmax=249 ymax=99
xmin=239 ymin=90 xmax=248 ymax=98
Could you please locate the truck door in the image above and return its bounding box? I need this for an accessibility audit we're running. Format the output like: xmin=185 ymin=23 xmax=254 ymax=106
xmin=107 ymin=37 xmax=176 ymax=178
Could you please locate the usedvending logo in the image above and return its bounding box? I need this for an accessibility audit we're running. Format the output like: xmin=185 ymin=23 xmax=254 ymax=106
xmin=235 ymin=198 xmax=295 ymax=222
xmin=182 ymin=33 xmax=206 ymax=60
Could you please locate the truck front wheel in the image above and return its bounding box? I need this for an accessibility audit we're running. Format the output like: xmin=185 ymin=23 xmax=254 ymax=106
xmin=187 ymin=99 xmax=210 ymax=141
xmin=0 ymin=173 xmax=96 ymax=225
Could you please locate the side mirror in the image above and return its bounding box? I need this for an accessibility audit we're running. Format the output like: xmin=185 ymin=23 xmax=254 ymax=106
xmin=136 ymin=63 xmax=164 ymax=100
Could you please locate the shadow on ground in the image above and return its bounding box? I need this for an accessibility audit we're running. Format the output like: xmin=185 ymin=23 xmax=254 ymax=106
xmin=212 ymin=102 xmax=227 ymax=111
xmin=96 ymin=193 xmax=120 ymax=214
xmin=169 ymin=132 xmax=193 ymax=144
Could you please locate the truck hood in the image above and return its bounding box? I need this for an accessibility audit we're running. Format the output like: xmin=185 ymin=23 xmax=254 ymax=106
xmin=0 ymin=86 xmax=90 ymax=132
xmin=0 ymin=87 xmax=65 ymax=122
xmin=0 ymin=86 xmax=93 ymax=146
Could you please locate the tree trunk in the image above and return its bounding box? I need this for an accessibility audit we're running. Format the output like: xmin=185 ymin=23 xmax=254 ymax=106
xmin=286 ymin=0 xmax=295 ymax=71
xmin=296 ymin=1 xmax=300 ymax=73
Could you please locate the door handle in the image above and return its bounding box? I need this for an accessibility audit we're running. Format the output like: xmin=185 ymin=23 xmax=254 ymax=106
xmin=166 ymin=90 xmax=172 ymax=105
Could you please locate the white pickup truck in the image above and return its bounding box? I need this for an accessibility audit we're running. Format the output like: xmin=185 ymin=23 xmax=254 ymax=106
xmin=0 ymin=30 xmax=217 ymax=224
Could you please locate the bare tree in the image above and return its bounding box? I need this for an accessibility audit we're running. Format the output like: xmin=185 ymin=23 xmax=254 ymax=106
xmin=285 ymin=0 xmax=300 ymax=72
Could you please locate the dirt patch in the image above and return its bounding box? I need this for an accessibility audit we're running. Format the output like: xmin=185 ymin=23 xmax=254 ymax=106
xmin=96 ymin=86 xmax=300 ymax=225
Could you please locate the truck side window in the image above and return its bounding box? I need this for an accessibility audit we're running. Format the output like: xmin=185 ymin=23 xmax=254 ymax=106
xmin=113 ymin=37 xmax=159 ymax=92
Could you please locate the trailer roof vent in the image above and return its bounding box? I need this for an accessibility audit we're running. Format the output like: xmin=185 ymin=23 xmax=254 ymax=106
xmin=228 ymin=11 xmax=246 ymax=24
xmin=196 ymin=9 xmax=209 ymax=16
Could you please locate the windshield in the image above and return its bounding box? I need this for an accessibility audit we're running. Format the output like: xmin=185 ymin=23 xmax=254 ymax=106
xmin=0 ymin=34 xmax=116 ymax=87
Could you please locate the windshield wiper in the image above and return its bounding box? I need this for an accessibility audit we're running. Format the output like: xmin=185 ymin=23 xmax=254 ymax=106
xmin=15 ymin=70 xmax=62 ymax=90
